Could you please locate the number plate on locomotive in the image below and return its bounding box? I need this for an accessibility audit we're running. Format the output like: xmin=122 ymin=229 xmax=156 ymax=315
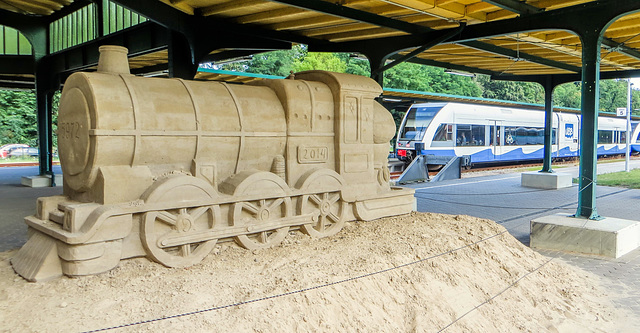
xmin=298 ymin=146 xmax=329 ymax=163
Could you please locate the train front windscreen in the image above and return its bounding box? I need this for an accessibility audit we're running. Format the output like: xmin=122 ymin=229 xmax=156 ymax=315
xmin=396 ymin=104 xmax=446 ymax=158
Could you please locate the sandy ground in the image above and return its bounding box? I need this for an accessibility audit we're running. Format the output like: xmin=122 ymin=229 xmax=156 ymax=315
xmin=0 ymin=212 xmax=630 ymax=332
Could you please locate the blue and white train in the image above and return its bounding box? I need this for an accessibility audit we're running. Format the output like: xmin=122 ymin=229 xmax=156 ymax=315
xmin=395 ymin=102 xmax=640 ymax=165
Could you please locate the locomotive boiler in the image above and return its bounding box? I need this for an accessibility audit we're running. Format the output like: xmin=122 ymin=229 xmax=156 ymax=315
xmin=12 ymin=46 xmax=415 ymax=281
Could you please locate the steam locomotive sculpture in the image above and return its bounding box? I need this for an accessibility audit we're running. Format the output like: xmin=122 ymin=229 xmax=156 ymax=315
xmin=12 ymin=46 xmax=415 ymax=281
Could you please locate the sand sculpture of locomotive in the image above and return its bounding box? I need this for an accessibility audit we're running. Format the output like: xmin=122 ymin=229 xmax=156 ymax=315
xmin=12 ymin=46 xmax=415 ymax=281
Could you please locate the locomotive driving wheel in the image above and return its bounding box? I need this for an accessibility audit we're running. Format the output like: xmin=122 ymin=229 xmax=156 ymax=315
xmin=296 ymin=169 xmax=346 ymax=238
xmin=141 ymin=176 xmax=220 ymax=268
xmin=229 ymin=171 xmax=293 ymax=250
xmin=299 ymin=191 xmax=345 ymax=238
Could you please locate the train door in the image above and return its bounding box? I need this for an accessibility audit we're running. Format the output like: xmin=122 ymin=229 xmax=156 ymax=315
xmin=561 ymin=114 xmax=579 ymax=157
xmin=490 ymin=121 xmax=502 ymax=160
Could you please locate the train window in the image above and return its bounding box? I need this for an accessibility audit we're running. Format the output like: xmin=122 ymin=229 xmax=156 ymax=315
xmin=636 ymin=131 xmax=640 ymax=143
xmin=620 ymin=131 xmax=627 ymax=144
xmin=433 ymin=124 xmax=452 ymax=141
xmin=598 ymin=130 xmax=613 ymax=144
xmin=456 ymin=125 xmax=484 ymax=146
xmin=504 ymin=126 xmax=548 ymax=145
xmin=399 ymin=105 xmax=444 ymax=141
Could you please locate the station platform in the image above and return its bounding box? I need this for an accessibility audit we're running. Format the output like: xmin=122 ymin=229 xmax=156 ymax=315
xmin=1 ymin=161 xmax=639 ymax=319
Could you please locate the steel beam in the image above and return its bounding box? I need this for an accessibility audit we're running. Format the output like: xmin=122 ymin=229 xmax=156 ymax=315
xmin=305 ymin=10 xmax=581 ymax=73
xmin=454 ymin=0 xmax=640 ymax=43
xmin=0 ymin=9 xmax=47 ymax=34
xmin=602 ymin=38 xmax=640 ymax=62
xmin=0 ymin=56 xmax=34 ymax=75
xmin=482 ymin=0 xmax=543 ymax=16
xmin=460 ymin=40 xmax=581 ymax=73
xmin=371 ymin=23 xmax=466 ymax=76
xmin=268 ymin=0 xmax=427 ymax=35
xmin=401 ymin=57 xmax=499 ymax=76
xmin=46 ymin=22 xmax=169 ymax=75
xmin=490 ymin=68 xmax=640 ymax=84
xmin=0 ymin=75 xmax=34 ymax=89
xmin=112 ymin=0 xmax=316 ymax=46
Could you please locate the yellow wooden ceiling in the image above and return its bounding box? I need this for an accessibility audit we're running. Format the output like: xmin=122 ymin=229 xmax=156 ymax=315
xmin=0 ymin=0 xmax=71 ymax=16
xmin=2 ymin=0 xmax=640 ymax=78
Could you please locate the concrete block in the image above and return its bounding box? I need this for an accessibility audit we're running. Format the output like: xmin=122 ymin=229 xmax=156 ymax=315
xmin=521 ymin=171 xmax=572 ymax=189
xmin=531 ymin=213 xmax=640 ymax=258
xmin=21 ymin=174 xmax=63 ymax=187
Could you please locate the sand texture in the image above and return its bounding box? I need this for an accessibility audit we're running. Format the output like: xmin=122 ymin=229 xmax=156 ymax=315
xmin=0 ymin=212 xmax=625 ymax=332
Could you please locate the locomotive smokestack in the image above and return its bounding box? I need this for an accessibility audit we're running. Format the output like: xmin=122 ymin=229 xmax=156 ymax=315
xmin=97 ymin=45 xmax=130 ymax=74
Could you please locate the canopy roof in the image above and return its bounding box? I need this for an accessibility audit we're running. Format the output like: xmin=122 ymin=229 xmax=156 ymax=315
xmin=1 ymin=0 xmax=639 ymax=84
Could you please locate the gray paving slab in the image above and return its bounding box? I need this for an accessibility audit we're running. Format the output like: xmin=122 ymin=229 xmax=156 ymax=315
xmin=0 ymin=166 xmax=63 ymax=252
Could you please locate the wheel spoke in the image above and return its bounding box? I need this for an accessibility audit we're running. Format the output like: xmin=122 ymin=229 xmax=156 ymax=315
xmin=156 ymin=211 xmax=177 ymax=226
xmin=268 ymin=198 xmax=284 ymax=212
xmin=309 ymin=194 xmax=322 ymax=206
xmin=328 ymin=192 xmax=340 ymax=204
xmin=189 ymin=206 xmax=209 ymax=220
xmin=243 ymin=202 xmax=260 ymax=215
xmin=327 ymin=212 xmax=341 ymax=223
xmin=181 ymin=244 xmax=191 ymax=257
xmin=318 ymin=216 xmax=326 ymax=232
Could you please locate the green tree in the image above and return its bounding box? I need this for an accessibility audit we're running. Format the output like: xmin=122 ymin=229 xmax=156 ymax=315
xmin=383 ymin=63 xmax=482 ymax=97
xmin=553 ymin=82 xmax=581 ymax=108
xmin=292 ymin=52 xmax=347 ymax=72
xmin=337 ymin=53 xmax=370 ymax=77
xmin=0 ymin=90 xmax=37 ymax=146
xmin=599 ymin=79 xmax=629 ymax=113
xmin=476 ymin=75 xmax=543 ymax=103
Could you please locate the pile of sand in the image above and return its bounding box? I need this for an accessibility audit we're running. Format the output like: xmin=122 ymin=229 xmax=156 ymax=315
xmin=0 ymin=212 xmax=624 ymax=332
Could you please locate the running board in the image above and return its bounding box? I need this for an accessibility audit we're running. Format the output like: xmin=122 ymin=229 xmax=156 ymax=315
xmin=394 ymin=155 xmax=470 ymax=184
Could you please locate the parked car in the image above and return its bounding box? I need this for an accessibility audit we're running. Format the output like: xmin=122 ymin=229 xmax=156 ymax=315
xmin=0 ymin=144 xmax=29 ymax=158
xmin=8 ymin=147 xmax=39 ymax=158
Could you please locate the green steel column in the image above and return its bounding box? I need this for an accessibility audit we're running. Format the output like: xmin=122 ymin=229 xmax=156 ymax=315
xmin=363 ymin=48 xmax=390 ymax=88
xmin=541 ymin=77 xmax=554 ymax=173
xmin=35 ymin=61 xmax=54 ymax=176
xmin=27 ymin=23 xmax=53 ymax=178
xmin=168 ymin=30 xmax=197 ymax=79
xmin=575 ymin=31 xmax=602 ymax=220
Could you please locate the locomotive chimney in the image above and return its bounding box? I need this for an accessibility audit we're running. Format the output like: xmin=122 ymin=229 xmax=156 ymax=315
xmin=97 ymin=45 xmax=130 ymax=75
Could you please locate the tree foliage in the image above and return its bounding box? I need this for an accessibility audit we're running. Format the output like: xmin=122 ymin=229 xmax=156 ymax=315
xmin=475 ymin=75 xmax=544 ymax=103
xmin=0 ymin=90 xmax=58 ymax=148
xmin=0 ymin=90 xmax=37 ymax=146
